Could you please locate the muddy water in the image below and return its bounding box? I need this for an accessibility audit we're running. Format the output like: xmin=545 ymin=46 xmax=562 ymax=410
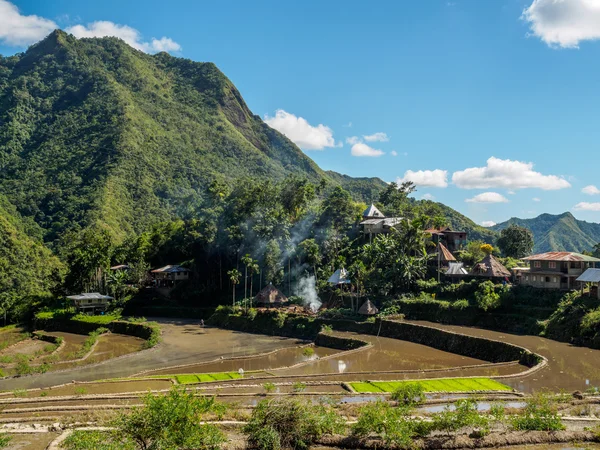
xmin=409 ymin=321 xmax=600 ymax=392
xmin=148 ymin=345 xmax=339 ymax=375
xmin=3 ymin=432 xmax=59 ymax=450
xmin=275 ymin=332 xmax=492 ymax=376
xmin=0 ymin=320 xmax=302 ymax=390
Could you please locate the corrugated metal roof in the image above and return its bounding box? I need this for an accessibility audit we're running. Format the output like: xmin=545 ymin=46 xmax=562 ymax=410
xmin=362 ymin=204 xmax=385 ymax=218
xmin=66 ymin=292 xmax=113 ymax=301
xmin=446 ymin=262 xmax=468 ymax=275
xmin=522 ymin=252 xmax=600 ymax=262
xmin=383 ymin=217 xmax=403 ymax=226
xmin=576 ymin=268 xmax=600 ymax=283
xmin=151 ymin=265 xmax=190 ymax=273
xmin=360 ymin=218 xmax=385 ymax=225
xmin=328 ymin=268 xmax=351 ymax=284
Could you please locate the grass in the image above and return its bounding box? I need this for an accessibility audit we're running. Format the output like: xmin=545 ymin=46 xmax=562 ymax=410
xmin=175 ymin=372 xmax=242 ymax=385
xmin=349 ymin=378 xmax=511 ymax=393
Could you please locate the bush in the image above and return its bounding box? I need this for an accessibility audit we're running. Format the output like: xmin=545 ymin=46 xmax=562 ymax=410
xmin=512 ymin=392 xmax=565 ymax=431
xmin=431 ymin=399 xmax=489 ymax=436
xmin=61 ymin=430 xmax=135 ymax=450
xmin=302 ymin=347 xmax=315 ymax=358
xmin=352 ymin=400 xmax=429 ymax=447
xmin=262 ymin=382 xmax=276 ymax=394
xmin=292 ymin=382 xmax=307 ymax=393
xmin=0 ymin=434 xmax=11 ymax=449
xmin=475 ymin=281 xmax=501 ymax=311
xmin=113 ymin=388 xmax=225 ymax=450
xmin=245 ymin=398 xmax=343 ymax=450
xmin=390 ymin=382 xmax=425 ymax=406
xmin=452 ymin=299 xmax=470 ymax=310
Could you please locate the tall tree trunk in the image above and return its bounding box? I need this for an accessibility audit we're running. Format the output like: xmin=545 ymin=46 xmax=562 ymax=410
xmin=232 ymin=284 xmax=235 ymax=306
xmin=288 ymin=258 xmax=291 ymax=296
xmin=244 ymin=266 xmax=248 ymax=301
xmin=250 ymin=275 xmax=253 ymax=308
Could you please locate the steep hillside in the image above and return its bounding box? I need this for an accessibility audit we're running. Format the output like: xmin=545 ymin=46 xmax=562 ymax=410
xmin=491 ymin=212 xmax=600 ymax=253
xmin=0 ymin=30 xmax=382 ymax=244
xmin=0 ymin=194 xmax=63 ymax=309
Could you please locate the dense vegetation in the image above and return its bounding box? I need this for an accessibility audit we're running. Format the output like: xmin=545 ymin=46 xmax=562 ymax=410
xmin=492 ymin=212 xmax=600 ymax=253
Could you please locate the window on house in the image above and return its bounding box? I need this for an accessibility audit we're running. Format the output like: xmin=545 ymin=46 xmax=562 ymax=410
xmin=534 ymin=261 xmax=541 ymax=268
xmin=545 ymin=277 xmax=550 ymax=283
xmin=549 ymin=262 xmax=556 ymax=269
xmin=533 ymin=276 xmax=537 ymax=281
xmin=553 ymin=277 xmax=558 ymax=283
xmin=525 ymin=275 xmax=529 ymax=281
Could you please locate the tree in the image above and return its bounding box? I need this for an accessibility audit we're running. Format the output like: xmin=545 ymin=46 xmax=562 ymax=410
xmin=113 ymin=387 xmax=225 ymax=450
xmin=227 ymin=269 xmax=241 ymax=306
xmin=378 ymin=181 xmax=416 ymax=217
xmin=497 ymin=225 xmax=534 ymax=258
xmin=299 ymin=239 xmax=321 ymax=284
xmin=241 ymin=253 xmax=252 ymax=300
xmin=264 ymin=240 xmax=283 ymax=285
xmin=107 ymin=270 xmax=128 ymax=303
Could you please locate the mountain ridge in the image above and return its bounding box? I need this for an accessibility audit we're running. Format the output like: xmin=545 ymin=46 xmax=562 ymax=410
xmin=491 ymin=212 xmax=600 ymax=253
xmin=0 ymin=30 xmax=493 ymax=247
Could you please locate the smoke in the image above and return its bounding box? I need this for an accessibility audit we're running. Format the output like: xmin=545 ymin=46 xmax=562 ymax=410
xmin=295 ymin=275 xmax=321 ymax=312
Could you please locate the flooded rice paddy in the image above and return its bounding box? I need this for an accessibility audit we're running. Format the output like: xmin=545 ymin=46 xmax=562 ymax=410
xmin=3 ymin=319 xmax=600 ymax=394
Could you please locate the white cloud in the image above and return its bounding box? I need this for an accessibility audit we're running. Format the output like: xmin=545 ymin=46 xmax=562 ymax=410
xmin=346 ymin=136 xmax=361 ymax=145
xmin=398 ymin=169 xmax=448 ymax=188
xmin=350 ymin=142 xmax=384 ymax=157
xmin=390 ymin=150 xmax=398 ymax=157
xmin=533 ymin=197 xmax=541 ymax=202
xmin=522 ymin=0 xmax=600 ymax=48
xmin=66 ymin=21 xmax=181 ymax=53
xmin=422 ymin=193 xmax=435 ymax=201
xmin=264 ymin=109 xmax=336 ymax=150
xmin=363 ymin=132 xmax=389 ymax=142
xmin=481 ymin=221 xmax=497 ymax=227
xmin=574 ymin=202 xmax=600 ymax=211
xmin=582 ymin=185 xmax=600 ymax=195
xmin=466 ymin=192 xmax=509 ymax=204
xmin=452 ymin=157 xmax=571 ymax=190
xmin=0 ymin=0 xmax=57 ymax=46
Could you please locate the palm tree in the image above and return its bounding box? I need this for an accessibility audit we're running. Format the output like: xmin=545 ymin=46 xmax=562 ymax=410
xmin=241 ymin=254 xmax=252 ymax=300
xmin=249 ymin=261 xmax=259 ymax=307
xmin=227 ymin=269 xmax=241 ymax=306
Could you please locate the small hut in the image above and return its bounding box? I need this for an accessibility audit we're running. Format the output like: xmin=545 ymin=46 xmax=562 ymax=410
xmin=470 ymin=254 xmax=511 ymax=280
xmin=328 ymin=268 xmax=351 ymax=285
xmin=255 ymin=283 xmax=288 ymax=306
xmin=358 ymin=299 xmax=379 ymax=316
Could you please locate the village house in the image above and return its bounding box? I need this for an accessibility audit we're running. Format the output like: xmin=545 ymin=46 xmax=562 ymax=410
xmin=359 ymin=204 xmax=403 ymax=238
xmin=66 ymin=293 xmax=113 ymax=314
xmin=424 ymin=227 xmax=467 ymax=253
xmin=151 ymin=265 xmax=190 ymax=287
xmin=470 ymin=253 xmax=511 ymax=281
xmin=515 ymin=252 xmax=600 ymax=290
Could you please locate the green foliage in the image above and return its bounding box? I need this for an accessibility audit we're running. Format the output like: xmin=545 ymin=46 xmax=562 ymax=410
xmin=301 ymin=347 xmax=315 ymax=358
xmin=390 ymin=382 xmax=425 ymax=406
xmin=431 ymin=398 xmax=489 ymax=436
xmin=512 ymin=392 xmax=565 ymax=431
xmin=112 ymin=388 xmax=226 ymax=450
xmin=474 ymin=281 xmax=501 ymax=311
xmin=497 ymin=225 xmax=534 ymax=258
xmin=262 ymin=382 xmax=277 ymax=394
xmin=352 ymin=400 xmax=429 ymax=447
xmin=61 ymin=430 xmax=135 ymax=450
xmin=0 ymin=434 xmax=11 ymax=449
xmin=492 ymin=212 xmax=600 ymax=253
xmin=244 ymin=398 xmax=343 ymax=450
xmin=350 ymin=378 xmax=510 ymax=393
xmin=292 ymin=382 xmax=307 ymax=392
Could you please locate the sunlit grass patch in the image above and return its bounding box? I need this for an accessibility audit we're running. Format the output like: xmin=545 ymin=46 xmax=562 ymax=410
xmin=175 ymin=372 xmax=242 ymax=384
xmin=349 ymin=377 xmax=511 ymax=393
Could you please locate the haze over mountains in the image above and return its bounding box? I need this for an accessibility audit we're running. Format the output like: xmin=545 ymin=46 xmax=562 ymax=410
xmin=0 ymin=30 xmax=495 ymax=248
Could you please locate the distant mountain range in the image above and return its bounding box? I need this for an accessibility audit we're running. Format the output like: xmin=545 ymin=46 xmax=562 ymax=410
xmin=491 ymin=212 xmax=600 ymax=253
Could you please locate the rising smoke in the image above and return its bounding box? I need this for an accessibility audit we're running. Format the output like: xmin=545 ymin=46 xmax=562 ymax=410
xmin=295 ymin=275 xmax=322 ymax=312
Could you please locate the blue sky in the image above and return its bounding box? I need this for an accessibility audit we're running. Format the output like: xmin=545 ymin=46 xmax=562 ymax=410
xmin=2 ymin=0 xmax=600 ymax=226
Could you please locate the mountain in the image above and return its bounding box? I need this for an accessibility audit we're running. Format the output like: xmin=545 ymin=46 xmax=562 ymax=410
xmin=0 ymin=30 xmax=492 ymax=248
xmin=0 ymin=30 xmax=388 ymax=244
xmin=0 ymin=194 xmax=63 ymax=309
xmin=491 ymin=212 xmax=600 ymax=253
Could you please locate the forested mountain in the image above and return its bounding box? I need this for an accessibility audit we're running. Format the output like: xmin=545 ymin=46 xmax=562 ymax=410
xmin=0 ymin=30 xmax=384 ymax=245
xmin=0 ymin=194 xmax=63 ymax=313
xmin=491 ymin=212 xmax=600 ymax=253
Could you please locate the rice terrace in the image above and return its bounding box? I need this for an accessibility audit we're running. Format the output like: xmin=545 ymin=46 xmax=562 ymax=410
xmin=3 ymin=1 xmax=600 ymax=449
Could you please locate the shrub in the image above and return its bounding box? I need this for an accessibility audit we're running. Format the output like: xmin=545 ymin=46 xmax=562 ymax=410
xmin=390 ymin=382 xmax=425 ymax=406
xmin=352 ymin=400 xmax=429 ymax=447
xmin=292 ymin=382 xmax=307 ymax=393
xmin=244 ymin=398 xmax=343 ymax=450
xmin=263 ymin=383 xmax=277 ymax=394
xmin=512 ymin=392 xmax=565 ymax=431
xmin=581 ymin=307 xmax=600 ymax=336
xmin=302 ymin=347 xmax=315 ymax=358
xmin=0 ymin=434 xmax=11 ymax=448
xmin=113 ymin=388 xmax=225 ymax=450
xmin=61 ymin=430 xmax=135 ymax=450
xmin=475 ymin=281 xmax=501 ymax=311
xmin=431 ymin=399 xmax=489 ymax=436
xmin=320 ymin=324 xmax=333 ymax=334
xmin=451 ymin=299 xmax=469 ymax=310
